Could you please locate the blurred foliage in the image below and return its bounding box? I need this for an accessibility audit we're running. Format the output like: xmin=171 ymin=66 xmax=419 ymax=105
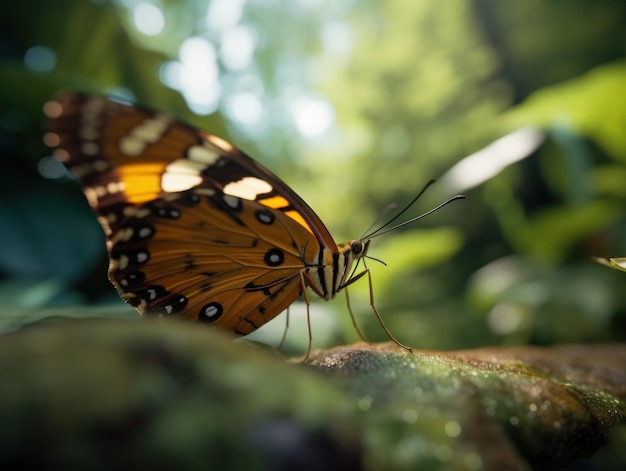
xmin=0 ymin=0 xmax=625 ymax=362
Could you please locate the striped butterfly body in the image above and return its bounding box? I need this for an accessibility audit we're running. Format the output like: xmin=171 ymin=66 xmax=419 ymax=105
xmin=44 ymin=93 xmax=389 ymax=353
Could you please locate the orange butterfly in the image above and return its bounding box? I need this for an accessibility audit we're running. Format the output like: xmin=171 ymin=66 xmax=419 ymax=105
xmin=44 ymin=93 xmax=461 ymax=357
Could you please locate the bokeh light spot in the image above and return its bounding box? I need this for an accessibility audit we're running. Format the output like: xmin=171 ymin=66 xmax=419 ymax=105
xmin=205 ymin=0 xmax=247 ymax=33
xmin=164 ymin=37 xmax=221 ymax=115
xmin=220 ymin=25 xmax=256 ymax=71
xmin=321 ymin=22 xmax=353 ymax=55
xmin=487 ymin=303 xmax=524 ymax=335
xmin=132 ymin=2 xmax=165 ymax=36
xmin=226 ymin=92 xmax=263 ymax=126
xmin=24 ymin=46 xmax=57 ymax=72
xmin=444 ymin=420 xmax=462 ymax=438
xmin=289 ymin=96 xmax=334 ymax=138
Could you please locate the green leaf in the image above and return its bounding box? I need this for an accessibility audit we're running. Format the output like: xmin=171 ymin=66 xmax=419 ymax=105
xmin=504 ymin=60 xmax=626 ymax=160
xmin=0 ymin=173 xmax=104 ymax=282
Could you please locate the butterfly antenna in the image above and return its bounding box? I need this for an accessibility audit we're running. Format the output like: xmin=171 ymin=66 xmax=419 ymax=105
xmin=363 ymin=179 xmax=437 ymax=239
xmin=369 ymin=194 xmax=465 ymax=239
xmin=360 ymin=202 xmax=398 ymax=239
xmin=365 ymin=254 xmax=387 ymax=266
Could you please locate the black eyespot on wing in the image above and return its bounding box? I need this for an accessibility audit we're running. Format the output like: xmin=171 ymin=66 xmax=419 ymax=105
xmin=199 ymin=302 xmax=223 ymax=323
xmin=130 ymin=251 xmax=149 ymax=265
xmin=162 ymin=295 xmax=189 ymax=315
xmin=147 ymin=293 xmax=189 ymax=315
xmin=136 ymin=225 xmax=155 ymax=240
xmin=264 ymin=249 xmax=284 ymax=267
xmin=123 ymin=271 xmax=145 ymax=287
xmin=255 ymin=209 xmax=275 ymax=225
xmin=151 ymin=206 xmax=181 ymax=219
xmin=220 ymin=194 xmax=242 ymax=211
xmin=134 ymin=285 xmax=167 ymax=302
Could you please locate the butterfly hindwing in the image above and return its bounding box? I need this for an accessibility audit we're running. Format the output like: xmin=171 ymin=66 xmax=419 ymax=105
xmin=109 ymin=188 xmax=319 ymax=333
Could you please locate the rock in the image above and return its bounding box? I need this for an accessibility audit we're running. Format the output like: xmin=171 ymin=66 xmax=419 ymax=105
xmin=0 ymin=318 xmax=624 ymax=470
xmin=306 ymin=343 xmax=626 ymax=470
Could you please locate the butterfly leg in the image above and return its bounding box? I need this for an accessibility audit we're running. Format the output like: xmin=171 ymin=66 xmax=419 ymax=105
xmin=362 ymin=268 xmax=414 ymax=354
xmin=299 ymin=271 xmax=314 ymax=362
xmin=343 ymin=287 xmax=370 ymax=343
xmin=272 ymin=307 xmax=291 ymax=352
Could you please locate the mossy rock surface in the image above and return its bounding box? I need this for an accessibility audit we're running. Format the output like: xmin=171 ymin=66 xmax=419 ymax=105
xmin=306 ymin=343 xmax=626 ymax=470
xmin=0 ymin=318 xmax=624 ymax=470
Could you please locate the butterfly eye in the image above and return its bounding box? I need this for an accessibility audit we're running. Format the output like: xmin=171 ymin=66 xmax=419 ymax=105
xmin=350 ymin=240 xmax=368 ymax=256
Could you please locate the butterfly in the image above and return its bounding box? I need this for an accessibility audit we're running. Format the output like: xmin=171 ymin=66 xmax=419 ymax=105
xmin=44 ymin=93 xmax=462 ymax=357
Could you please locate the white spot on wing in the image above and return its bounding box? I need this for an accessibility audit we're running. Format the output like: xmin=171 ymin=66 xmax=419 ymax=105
xmin=206 ymin=134 xmax=235 ymax=152
xmin=166 ymin=159 xmax=207 ymax=174
xmin=119 ymin=115 xmax=171 ymax=156
xmin=132 ymin=118 xmax=169 ymax=140
xmin=84 ymin=187 xmax=98 ymax=207
xmin=82 ymin=142 xmax=99 ymax=155
xmin=43 ymin=100 xmax=62 ymax=118
xmin=43 ymin=132 xmax=60 ymax=147
xmin=118 ymin=254 xmax=129 ymax=270
xmin=161 ymin=159 xmax=204 ymax=192
xmin=188 ymin=144 xmax=220 ymax=164
xmin=161 ymin=174 xmax=203 ymax=192
xmin=120 ymin=136 xmax=146 ymax=156
xmin=204 ymin=305 xmax=219 ymax=318
xmin=118 ymin=227 xmax=133 ymax=242
xmin=223 ymin=176 xmax=273 ymax=200
xmin=106 ymin=181 xmax=124 ymax=194
xmin=93 ymin=160 xmax=110 ymax=171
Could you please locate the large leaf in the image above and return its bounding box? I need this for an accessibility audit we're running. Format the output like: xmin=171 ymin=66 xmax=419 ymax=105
xmin=504 ymin=60 xmax=626 ymax=160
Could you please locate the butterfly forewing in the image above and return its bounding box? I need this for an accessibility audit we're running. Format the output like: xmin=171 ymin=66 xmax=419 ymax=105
xmin=46 ymin=94 xmax=337 ymax=246
xmin=44 ymin=93 xmax=344 ymax=333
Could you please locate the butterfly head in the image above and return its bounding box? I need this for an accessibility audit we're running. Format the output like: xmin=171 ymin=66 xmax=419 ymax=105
xmin=350 ymin=239 xmax=370 ymax=258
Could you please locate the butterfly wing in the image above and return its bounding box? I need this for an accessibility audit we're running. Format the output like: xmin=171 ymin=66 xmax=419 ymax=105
xmin=44 ymin=93 xmax=334 ymax=333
